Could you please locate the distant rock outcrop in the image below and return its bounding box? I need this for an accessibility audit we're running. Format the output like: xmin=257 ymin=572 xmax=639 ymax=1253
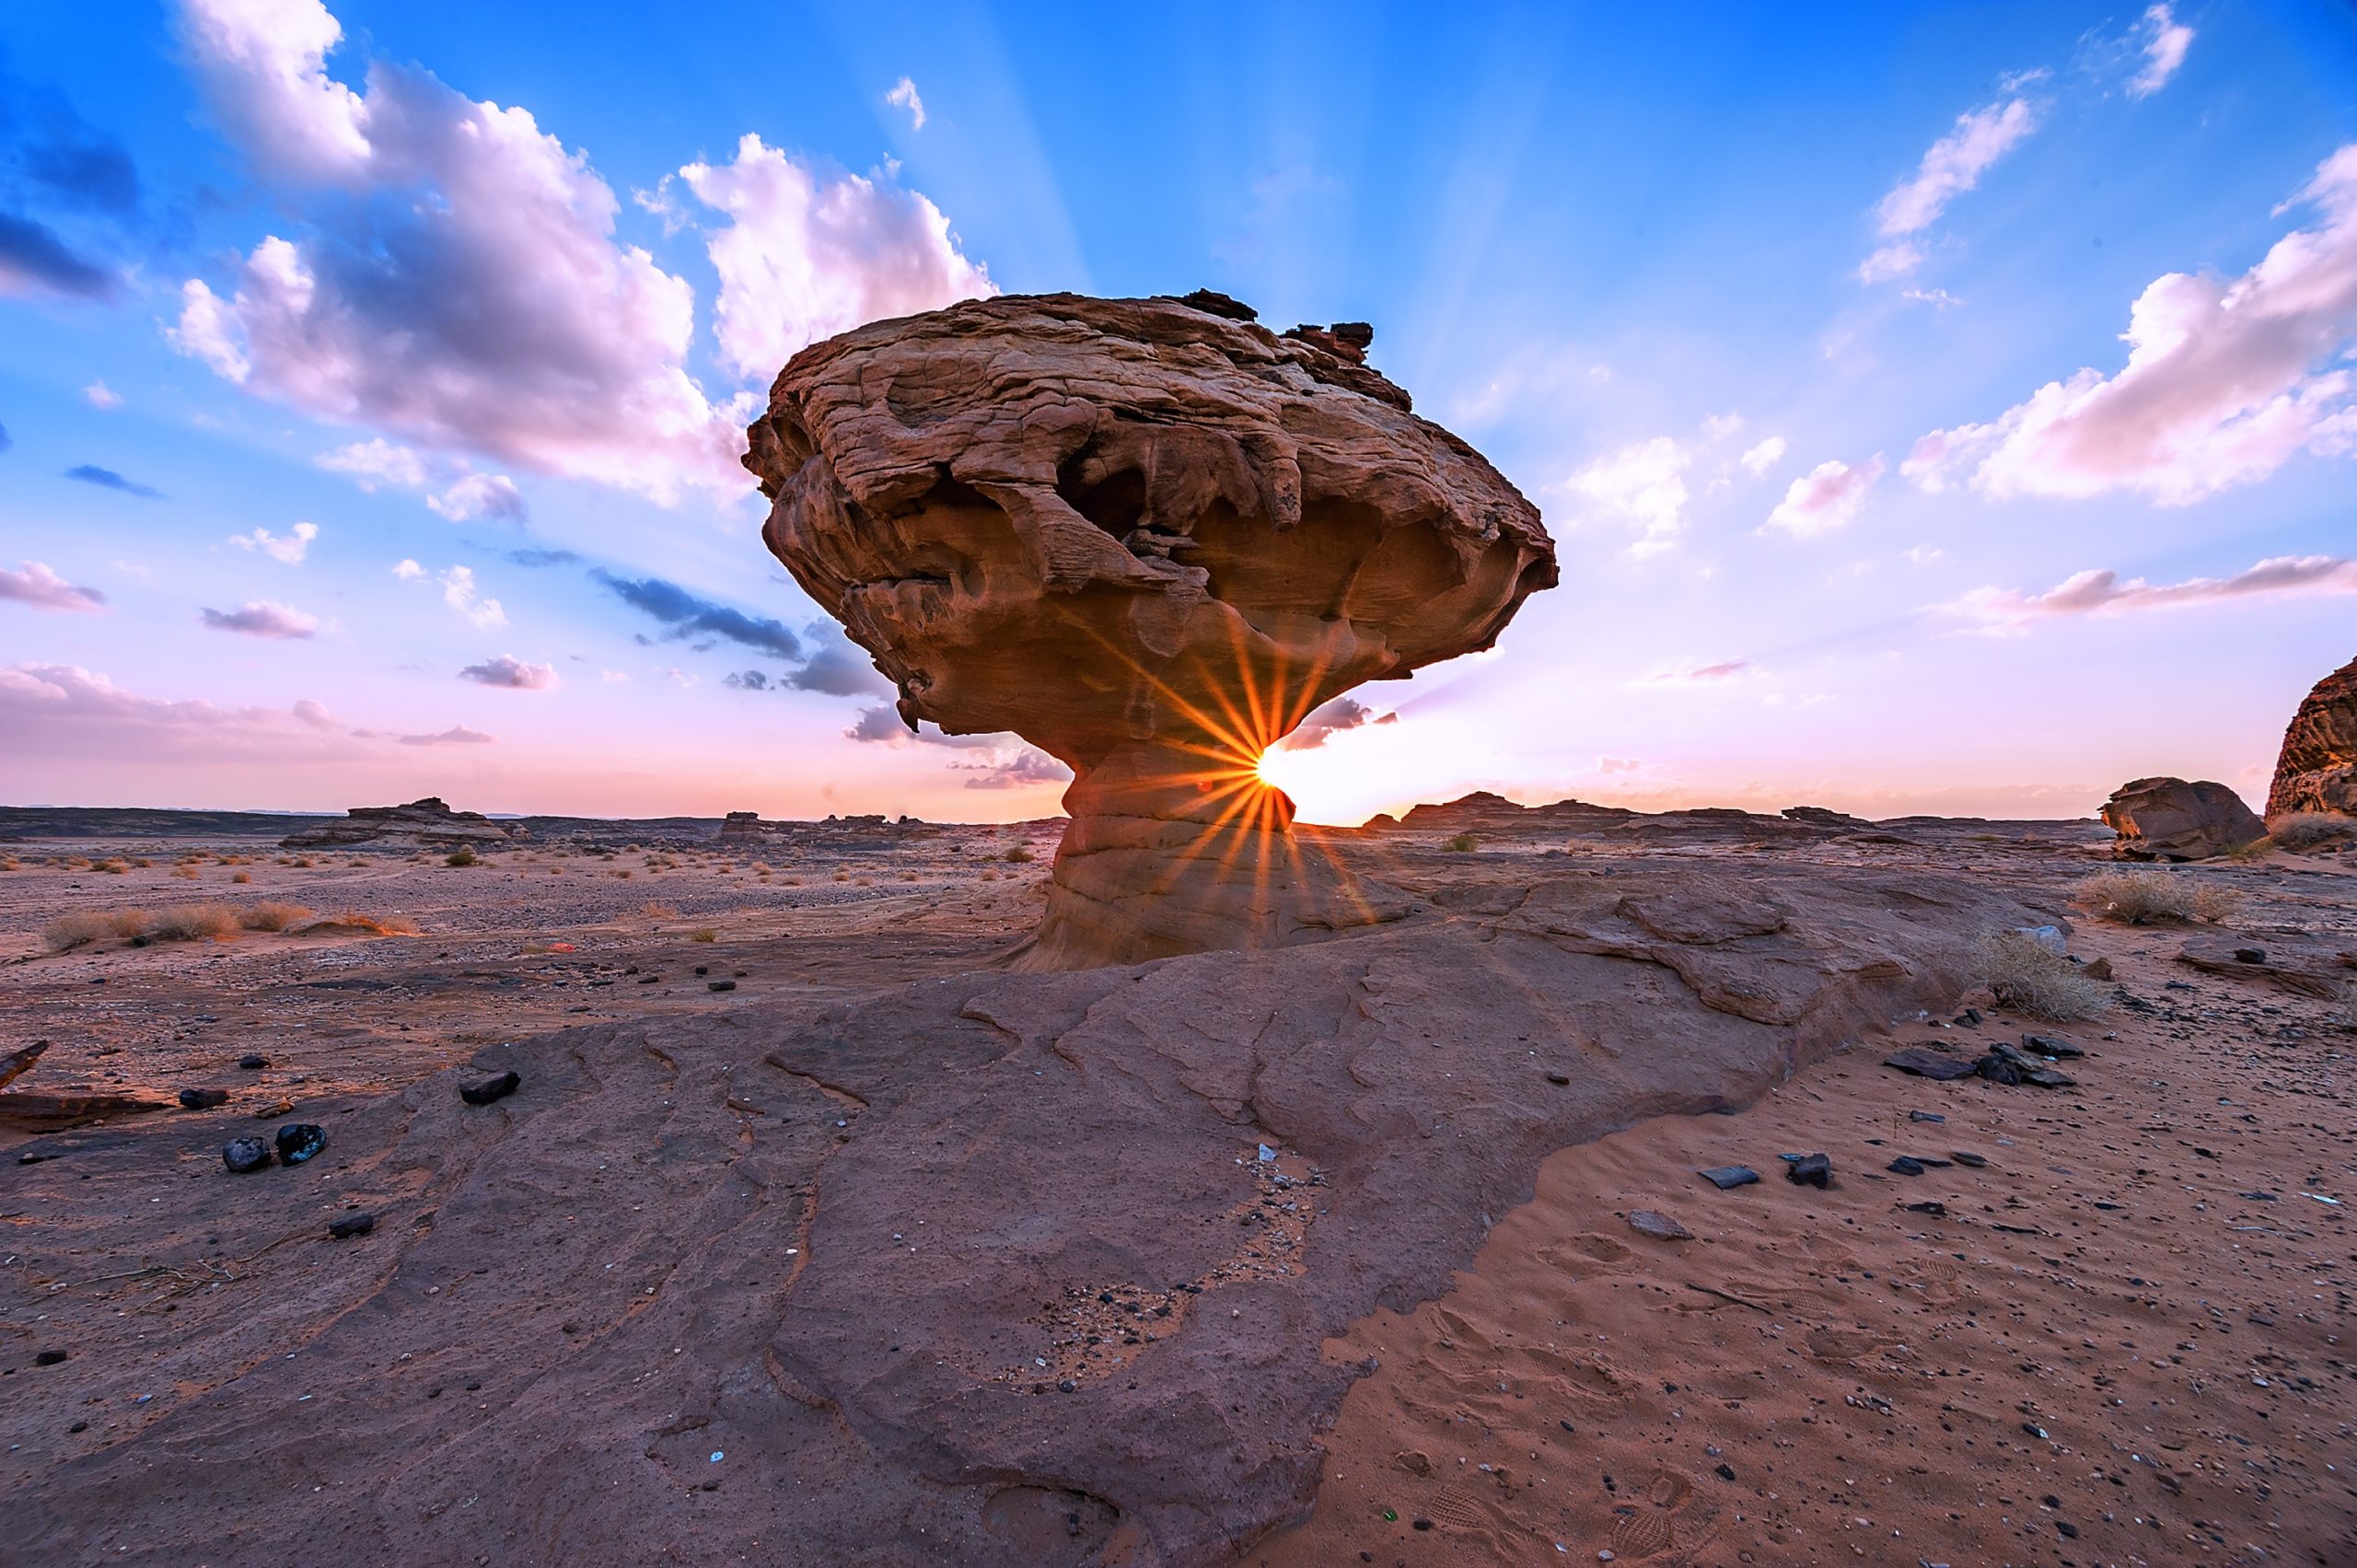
xmin=2098 ymin=777 xmax=2263 ymax=861
xmin=716 ymin=811 xmax=766 ymax=846
xmin=279 ymin=797 xmax=524 ymax=851
xmin=2267 ymin=656 xmax=2357 ymax=819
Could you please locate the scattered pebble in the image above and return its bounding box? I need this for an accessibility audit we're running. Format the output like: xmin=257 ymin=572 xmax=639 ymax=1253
xmin=460 ymin=1070 xmax=521 ymax=1106
xmin=222 ymin=1136 xmax=273 ymax=1174
xmin=274 ymin=1123 xmax=326 ymax=1166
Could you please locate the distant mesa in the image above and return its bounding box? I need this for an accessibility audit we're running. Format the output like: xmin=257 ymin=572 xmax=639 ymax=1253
xmin=279 ymin=796 xmax=527 ymax=851
xmin=745 ymin=291 xmax=1558 ymax=969
xmin=2097 ymin=776 xmax=2262 ymax=862
xmin=2267 ymin=655 xmax=2357 ymax=819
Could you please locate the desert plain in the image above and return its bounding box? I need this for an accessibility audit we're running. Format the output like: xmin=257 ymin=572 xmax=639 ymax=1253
xmin=1 ymin=797 xmax=2351 ymax=1567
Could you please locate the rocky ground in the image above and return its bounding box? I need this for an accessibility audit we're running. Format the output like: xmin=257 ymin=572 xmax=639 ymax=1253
xmin=1 ymin=807 xmax=2351 ymax=1566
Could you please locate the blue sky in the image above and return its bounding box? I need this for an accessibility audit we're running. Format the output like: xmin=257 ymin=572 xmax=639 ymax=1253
xmin=4 ymin=1 xmax=2353 ymax=820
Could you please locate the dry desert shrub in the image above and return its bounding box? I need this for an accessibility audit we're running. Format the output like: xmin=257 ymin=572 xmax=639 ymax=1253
xmin=642 ymin=900 xmax=680 ymax=920
xmin=92 ymin=859 xmax=128 ymax=875
xmin=689 ymin=928 xmax=718 ymax=943
xmin=780 ymin=876 xmax=802 ymax=887
xmin=1442 ymin=833 xmax=1479 ymax=853
xmin=41 ymin=908 xmax=155 ymax=950
xmin=171 ymin=862 xmax=201 ymax=879
xmin=148 ymin=902 xmax=242 ymax=941
xmin=614 ymin=868 xmax=634 ymax=879
xmin=1004 ymin=845 xmax=1035 ymax=863
xmin=230 ymin=870 xmax=251 ymax=884
xmin=2266 ymin=810 xmax=2357 ymax=851
xmin=132 ymin=856 xmax=153 ymax=868
xmin=308 ymin=910 xmax=421 ymax=936
xmin=1972 ymin=931 xmax=2107 ymax=1021
xmin=238 ymin=900 xmax=315 ymax=932
xmin=0 ymin=857 xmax=19 ymax=872
xmin=445 ymin=849 xmax=479 ymax=868
xmin=2074 ymin=867 xmax=2243 ymax=924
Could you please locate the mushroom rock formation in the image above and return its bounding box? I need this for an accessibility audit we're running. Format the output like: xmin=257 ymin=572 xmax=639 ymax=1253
xmin=2098 ymin=775 xmax=2264 ymax=860
xmin=2268 ymin=655 xmax=2357 ymax=819
xmin=745 ymin=293 xmax=1558 ymax=969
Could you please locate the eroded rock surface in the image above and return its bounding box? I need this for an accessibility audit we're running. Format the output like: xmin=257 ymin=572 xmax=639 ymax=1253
xmin=2098 ymin=776 xmax=2264 ymax=861
xmin=743 ymin=293 xmax=1557 ymax=969
xmin=8 ymin=864 xmax=2043 ymax=1567
xmin=2268 ymin=655 xmax=2357 ymax=819
xmin=279 ymin=796 xmax=523 ymax=852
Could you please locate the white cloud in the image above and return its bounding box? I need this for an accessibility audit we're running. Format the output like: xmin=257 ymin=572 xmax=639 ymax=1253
xmin=229 ymin=520 xmax=318 ymax=563
xmin=83 ymin=380 xmax=121 ymax=409
xmin=679 ymin=134 xmax=994 ymax=381
xmin=426 ymin=471 xmax=526 ymax=522
xmin=316 ymin=437 xmax=426 ymax=491
xmin=1596 ymin=756 xmax=1642 ymax=774
xmin=1903 ymin=544 xmax=1947 ymax=566
xmin=1874 ymin=99 xmax=2037 ymax=238
xmin=885 ymin=76 xmax=926 ymax=132
xmin=1762 ymin=455 xmax=1886 ymax=538
xmin=1569 ymin=436 xmax=1689 ymax=555
xmin=1739 ymin=436 xmax=1787 ymax=476
xmin=1904 ymin=145 xmax=2357 ymax=505
xmin=458 ymin=654 xmax=554 ymax=690
xmin=1856 ymin=241 xmax=1924 ymax=284
xmin=391 ymin=558 xmax=424 ymax=579
xmin=199 ymin=598 xmax=320 ymax=638
xmin=398 ymin=724 xmax=493 ymax=746
xmin=1902 ymin=286 xmax=1961 ymax=309
xmin=437 ymin=563 xmax=505 ymax=628
xmin=174 ymin=0 xmax=369 ymax=180
xmin=1 ymin=562 xmax=108 ymax=612
xmin=1637 ymin=658 xmax=1752 ymax=688
xmin=2129 ymin=5 xmax=2194 ymax=99
xmin=1944 ymin=554 xmax=2357 ymax=631
xmin=1275 ymin=696 xmax=1384 ymax=752
xmin=169 ymin=0 xmax=749 ymax=502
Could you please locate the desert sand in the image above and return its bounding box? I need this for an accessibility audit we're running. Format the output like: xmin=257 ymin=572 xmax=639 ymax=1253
xmin=4 ymin=805 xmax=2351 ymax=1566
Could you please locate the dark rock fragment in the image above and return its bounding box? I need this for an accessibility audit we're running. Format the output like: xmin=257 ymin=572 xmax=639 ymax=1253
xmin=1904 ymin=1201 xmax=1947 ymax=1215
xmin=1786 ymin=1152 xmax=1832 ymax=1188
xmin=35 ymin=1349 xmax=68 ymax=1365
xmin=237 ymin=1053 xmax=269 ymax=1070
xmin=1909 ymin=1109 xmax=1945 ymax=1123
xmin=178 ymin=1087 xmax=228 ymax=1109
xmin=1952 ymin=1151 xmax=1989 ymax=1168
xmin=1886 ymin=1046 xmax=1977 ymax=1080
xmin=460 ymin=1070 xmax=520 ymax=1105
xmin=1626 ymin=1210 xmax=1693 ymax=1241
xmin=222 ymin=1136 xmax=272 ymax=1173
xmin=1698 ymin=1166 xmax=1759 ymax=1190
xmin=708 ymin=979 xmax=737 ymax=992
xmin=1888 ymin=1156 xmax=1927 ymax=1176
xmin=274 ymin=1123 xmax=326 ymax=1165
xmin=2023 ymin=1033 xmax=2084 ymax=1058
xmin=329 ymin=1212 xmax=375 ymax=1239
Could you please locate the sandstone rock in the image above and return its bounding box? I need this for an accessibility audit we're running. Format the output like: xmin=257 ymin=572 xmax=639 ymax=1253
xmin=2267 ymin=656 xmax=2357 ymax=819
xmin=280 ymin=797 xmax=523 ymax=852
xmin=2098 ymin=777 xmax=2264 ymax=861
xmin=745 ymin=293 xmax=1558 ymax=969
xmin=716 ymin=810 xmax=767 ymax=846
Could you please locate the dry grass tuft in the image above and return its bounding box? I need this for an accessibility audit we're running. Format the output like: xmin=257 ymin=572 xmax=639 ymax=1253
xmin=1972 ymin=931 xmax=2107 ymax=1021
xmin=689 ymin=927 xmax=718 ymax=943
xmin=2074 ymin=867 xmax=2243 ymax=925
xmin=1004 ymin=844 xmax=1035 ymax=863
xmin=642 ymin=900 xmax=680 ymax=920
xmin=148 ymin=902 xmax=242 ymax=941
xmin=92 ymin=859 xmax=128 ymax=875
xmin=2266 ymin=810 xmax=2357 ymax=851
xmin=444 ymin=848 xmax=479 ymax=868
xmin=172 ymin=863 xmax=201 ymax=880
xmin=230 ymin=870 xmax=252 ymax=884
xmin=1442 ymin=833 xmax=1479 ymax=853
xmin=238 ymin=900 xmax=315 ymax=932
xmin=40 ymin=909 xmax=152 ymax=950
xmin=303 ymin=910 xmax=421 ymax=936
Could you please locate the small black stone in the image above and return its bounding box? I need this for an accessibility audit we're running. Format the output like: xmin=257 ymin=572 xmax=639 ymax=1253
xmin=1544 ymin=1070 xmax=1571 ymax=1086
xmin=328 ymin=1212 xmax=376 ymax=1239
xmin=692 ymin=965 xmax=709 ymax=977
xmin=35 ymin=1349 xmax=68 ymax=1365
xmin=178 ymin=1086 xmax=228 ymax=1109
xmin=1058 ymin=1378 xmax=1076 ymax=1393
xmin=1714 ymin=1462 xmax=1736 ymax=1481
xmin=1909 ymin=1110 xmax=1945 ymax=1123
xmin=707 ymin=979 xmax=737 ymax=992
xmin=222 ymin=1135 xmax=273 ymax=1174
xmin=1952 ymin=1151 xmax=1989 ymax=1168
xmin=1787 ymin=1152 xmax=1832 ymax=1188
xmin=1699 ymin=1166 xmax=1759 ymax=1191
xmin=460 ymin=1070 xmax=520 ymax=1105
xmin=274 ymin=1123 xmax=326 ymax=1165
xmin=238 ymin=1053 xmax=270 ymax=1070
xmin=1411 ymin=1519 xmax=1433 ymax=1531
xmin=1904 ymin=1200 xmax=1947 ymax=1216
xmin=1888 ymin=1156 xmax=1927 ymax=1176
xmin=2233 ymin=947 xmax=2266 ymax=965
xmin=1974 ymin=1053 xmax=2024 ymax=1086
xmin=2057 ymin=1520 xmax=2079 ymax=1539
xmin=68 ymin=1420 xmax=86 ymax=1432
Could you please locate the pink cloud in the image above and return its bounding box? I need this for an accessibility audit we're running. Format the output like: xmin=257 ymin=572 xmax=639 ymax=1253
xmin=0 ymin=561 xmax=107 ymax=612
xmin=1943 ymin=553 xmax=2357 ymax=631
xmin=199 ymin=599 xmax=320 ymax=638
xmin=458 ymin=654 xmax=556 ymax=690
xmin=1905 ymin=144 xmax=2357 ymax=504
xmin=0 ymin=664 xmax=357 ymax=761
xmin=1762 ymin=455 xmax=1885 ymax=537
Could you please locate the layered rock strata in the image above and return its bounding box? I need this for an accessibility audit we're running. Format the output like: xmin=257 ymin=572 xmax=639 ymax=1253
xmin=2268 ymin=656 xmax=2357 ymax=819
xmin=744 ymin=293 xmax=1557 ymax=968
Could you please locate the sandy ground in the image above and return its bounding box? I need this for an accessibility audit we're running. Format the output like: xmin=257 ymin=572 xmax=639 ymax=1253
xmin=2 ymin=812 xmax=2352 ymax=1565
xmin=1254 ymin=904 xmax=2357 ymax=1568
